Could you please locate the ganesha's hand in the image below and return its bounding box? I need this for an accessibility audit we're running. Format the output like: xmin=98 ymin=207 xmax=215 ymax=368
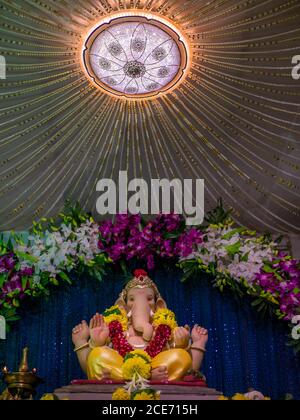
xmin=72 ymin=320 xmax=90 ymax=348
xmin=89 ymin=313 xmax=110 ymax=348
xmin=191 ymin=325 xmax=208 ymax=349
xmin=173 ymin=326 xmax=190 ymax=349
xmin=151 ymin=366 xmax=168 ymax=382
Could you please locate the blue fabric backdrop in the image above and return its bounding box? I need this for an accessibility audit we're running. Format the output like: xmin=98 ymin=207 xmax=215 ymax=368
xmin=1 ymin=268 xmax=300 ymax=400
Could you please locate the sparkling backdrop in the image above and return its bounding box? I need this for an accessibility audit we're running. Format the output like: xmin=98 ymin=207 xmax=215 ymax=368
xmin=0 ymin=0 xmax=300 ymax=232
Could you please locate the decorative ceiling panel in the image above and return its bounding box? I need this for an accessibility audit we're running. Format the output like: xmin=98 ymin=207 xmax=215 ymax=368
xmin=0 ymin=0 xmax=299 ymax=232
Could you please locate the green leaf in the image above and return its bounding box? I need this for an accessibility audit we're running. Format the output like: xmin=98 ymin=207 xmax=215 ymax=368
xmin=222 ymin=228 xmax=245 ymax=241
xmin=263 ymin=265 xmax=275 ymax=273
xmin=208 ymin=262 xmax=216 ymax=276
xmin=92 ymin=270 xmax=104 ymax=283
xmin=204 ymin=198 xmax=232 ymax=226
xmin=12 ymin=298 xmax=20 ymax=308
xmin=252 ymin=298 xmax=263 ymax=307
xmin=15 ymin=251 xmax=38 ymax=264
xmin=225 ymin=241 xmax=241 ymax=256
xmin=241 ymin=252 xmax=250 ymax=262
xmin=0 ymin=273 xmax=8 ymax=288
xmin=58 ymin=271 xmax=72 ymax=285
xmin=21 ymin=276 xmax=28 ymax=290
xmin=50 ymin=278 xmax=59 ymax=286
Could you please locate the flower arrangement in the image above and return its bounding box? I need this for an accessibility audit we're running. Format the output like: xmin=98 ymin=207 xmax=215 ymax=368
xmin=0 ymin=250 xmax=44 ymax=324
xmin=0 ymin=203 xmax=110 ymax=325
xmin=132 ymin=389 xmax=160 ymax=400
xmin=179 ymin=217 xmax=300 ymax=351
xmin=0 ymin=200 xmax=299 ymax=352
xmin=255 ymin=254 xmax=300 ymax=322
xmin=122 ymin=350 xmax=152 ymax=381
xmin=18 ymin=219 xmax=106 ymax=285
xmin=98 ymin=213 xmax=203 ymax=270
xmin=112 ymin=387 xmax=160 ymax=401
xmin=112 ymin=388 xmax=131 ymax=400
xmin=112 ymin=350 xmax=160 ymax=401
xmin=219 ymin=391 xmax=271 ymax=400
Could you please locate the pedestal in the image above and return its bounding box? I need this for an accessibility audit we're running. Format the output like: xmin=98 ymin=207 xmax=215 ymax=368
xmin=54 ymin=381 xmax=222 ymax=401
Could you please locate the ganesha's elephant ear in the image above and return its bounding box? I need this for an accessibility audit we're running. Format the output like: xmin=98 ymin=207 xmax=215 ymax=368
xmin=156 ymin=297 xmax=167 ymax=310
xmin=115 ymin=298 xmax=127 ymax=313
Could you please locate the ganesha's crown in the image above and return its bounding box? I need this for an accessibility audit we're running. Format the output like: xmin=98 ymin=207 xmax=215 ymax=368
xmin=120 ymin=269 xmax=161 ymax=301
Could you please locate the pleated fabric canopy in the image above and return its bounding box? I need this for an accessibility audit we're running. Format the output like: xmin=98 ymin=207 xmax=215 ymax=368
xmin=0 ymin=0 xmax=299 ymax=232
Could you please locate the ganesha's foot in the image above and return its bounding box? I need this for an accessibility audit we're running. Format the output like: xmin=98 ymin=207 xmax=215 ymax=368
xmin=151 ymin=349 xmax=192 ymax=382
xmin=87 ymin=347 xmax=124 ymax=381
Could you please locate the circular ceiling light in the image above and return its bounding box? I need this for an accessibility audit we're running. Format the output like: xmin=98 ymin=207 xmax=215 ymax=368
xmin=83 ymin=14 xmax=189 ymax=99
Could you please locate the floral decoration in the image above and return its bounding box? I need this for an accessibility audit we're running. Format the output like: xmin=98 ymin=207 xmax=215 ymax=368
xmin=98 ymin=213 xmax=203 ymax=270
xmin=106 ymin=307 xmax=176 ymax=359
xmin=0 ymin=201 xmax=299 ymax=352
xmin=219 ymin=391 xmax=271 ymax=401
xmin=112 ymin=350 xmax=159 ymax=401
xmin=152 ymin=308 xmax=178 ymax=332
xmin=122 ymin=350 xmax=152 ymax=381
xmin=103 ymin=306 xmax=128 ymax=332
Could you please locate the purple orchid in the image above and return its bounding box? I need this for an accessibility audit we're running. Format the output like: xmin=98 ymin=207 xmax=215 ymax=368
xmin=97 ymin=213 xmax=203 ymax=269
xmin=255 ymin=256 xmax=300 ymax=320
xmin=0 ymin=254 xmax=16 ymax=271
xmin=0 ymin=252 xmax=35 ymax=310
xmin=19 ymin=267 xmax=34 ymax=277
xmin=279 ymin=260 xmax=298 ymax=272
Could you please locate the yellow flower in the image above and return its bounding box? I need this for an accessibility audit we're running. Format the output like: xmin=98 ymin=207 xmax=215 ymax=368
xmin=127 ymin=350 xmax=152 ymax=364
xmin=218 ymin=396 xmax=229 ymax=400
xmin=122 ymin=357 xmax=151 ymax=380
xmin=232 ymin=394 xmax=249 ymax=400
xmin=103 ymin=306 xmax=128 ymax=331
xmin=153 ymin=309 xmax=178 ymax=332
xmin=112 ymin=388 xmax=130 ymax=401
xmin=40 ymin=394 xmax=58 ymax=400
xmin=133 ymin=391 xmax=156 ymax=401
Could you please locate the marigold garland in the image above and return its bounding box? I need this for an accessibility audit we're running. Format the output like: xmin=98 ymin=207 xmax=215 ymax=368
xmin=112 ymin=388 xmax=130 ymax=401
xmin=153 ymin=308 xmax=178 ymax=331
xmin=132 ymin=390 xmax=160 ymax=400
xmin=103 ymin=306 xmax=128 ymax=331
xmin=124 ymin=349 xmax=152 ymax=364
xmin=122 ymin=353 xmax=152 ymax=381
xmin=112 ymin=387 xmax=160 ymax=401
xmin=106 ymin=307 xmax=175 ymax=359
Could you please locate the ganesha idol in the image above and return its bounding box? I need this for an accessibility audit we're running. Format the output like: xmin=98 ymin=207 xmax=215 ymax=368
xmin=72 ymin=270 xmax=208 ymax=382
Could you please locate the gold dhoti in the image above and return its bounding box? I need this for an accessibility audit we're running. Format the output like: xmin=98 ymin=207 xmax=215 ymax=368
xmin=87 ymin=347 xmax=192 ymax=382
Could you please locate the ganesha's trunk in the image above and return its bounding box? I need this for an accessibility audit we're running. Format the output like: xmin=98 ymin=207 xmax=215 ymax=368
xmin=132 ymin=304 xmax=154 ymax=342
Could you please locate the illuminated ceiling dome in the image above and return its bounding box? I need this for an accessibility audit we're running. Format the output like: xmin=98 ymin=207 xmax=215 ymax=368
xmin=0 ymin=1 xmax=300 ymax=232
xmin=83 ymin=16 xmax=188 ymax=99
